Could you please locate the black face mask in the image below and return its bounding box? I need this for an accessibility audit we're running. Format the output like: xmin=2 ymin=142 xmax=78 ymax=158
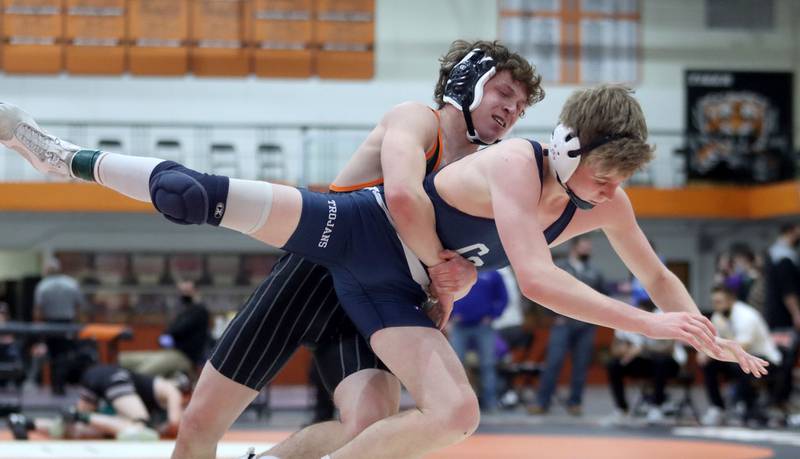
xmin=180 ymin=295 xmax=194 ymax=306
xmin=577 ymin=254 xmax=591 ymax=263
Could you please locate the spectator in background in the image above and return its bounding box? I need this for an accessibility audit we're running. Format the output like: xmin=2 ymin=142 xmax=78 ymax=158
xmin=713 ymin=251 xmax=734 ymax=293
xmin=121 ymin=281 xmax=210 ymax=379
xmin=700 ymin=285 xmax=781 ymax=426
xmin=721 ymin=243 xmax=764 ymax=308
xmin=33 ymin=257 xmax=87 ymax=395
xmin=764 ymin=223 xmax=800 ymax=409
xmin=493 ymin=267 xmax=534 ymax=407
xmin=604 ymin=300 xmax=685 ymax=425
xmin=493 ymin=267 xmax=533 ymax=360
xmin=449 ymin=270 xmax=508 ymax=412
xmin=530 ymin=236 xmax=605 ymax=416
xmin=732 ymin=243 xmax=766 ymax=312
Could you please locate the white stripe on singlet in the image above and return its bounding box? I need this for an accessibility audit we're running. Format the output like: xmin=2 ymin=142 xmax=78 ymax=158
xmin=296 ymin=273 xmax=334 ymax=343
xmin=355 ymin=334 xmax=361 ymax=370
xmin=236 ymin=262 xmax=321 ymax=383
xmin=78 ymin=387 xmax=97 ymax=404
xmin=311 ymin=289 xmax=344 ymax=343
xmin=106 ymin=383 xmax=136 ymax=401
xmin=339 ymin=334 xmax=346 ymax=382
xmin=220 ymin=254 xmax=301 ymax=374
xmin=253 ymin=288 xmax=336 ymax=393
xmin=252 ymin=272 xmax=336 ymax=388
xmin=367 ymin=187 xmax=430 ymax=291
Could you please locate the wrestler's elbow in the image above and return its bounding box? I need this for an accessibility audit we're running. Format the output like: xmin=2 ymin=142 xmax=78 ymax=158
xmin=517 ymin=266 xmax=559 ymax=304
xmin=385 ymin=186 xmax=424 ymax=222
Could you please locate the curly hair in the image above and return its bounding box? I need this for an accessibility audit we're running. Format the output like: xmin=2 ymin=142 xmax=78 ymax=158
xmin=433 ymin=40 xmax=544 ymax=110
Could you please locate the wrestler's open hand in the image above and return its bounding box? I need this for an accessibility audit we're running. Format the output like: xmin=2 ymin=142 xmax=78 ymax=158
xmin=427 ymin=250 xmax=477 ymax=296
xmin=705 ymin=337 xmax=770 ymax=378
xmin=645 ymin=311 xmax=724 ymax=356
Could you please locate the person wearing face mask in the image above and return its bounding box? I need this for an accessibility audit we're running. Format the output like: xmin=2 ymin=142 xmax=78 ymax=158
xmin=529 ymin=236 xmax=606 ymax=415
xmin=700 ymin=285 xmax=781 ymax=426
xmin=727 ymin=243 xmax=765 ymax=311
xmin=120 ymin=280 xmax=210 ymax=379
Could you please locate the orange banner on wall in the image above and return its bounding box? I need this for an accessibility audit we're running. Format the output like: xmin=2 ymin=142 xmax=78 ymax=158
xmin=2 ymin=181 xmax=799 ymax=219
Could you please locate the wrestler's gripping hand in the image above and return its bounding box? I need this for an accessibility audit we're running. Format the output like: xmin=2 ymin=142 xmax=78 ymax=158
xmin=426 ymin=250 xmax=478 ymax=330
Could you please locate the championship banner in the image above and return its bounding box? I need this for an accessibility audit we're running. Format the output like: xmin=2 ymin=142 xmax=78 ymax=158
xmin=685 ymin=70 xmax=794 ymax=183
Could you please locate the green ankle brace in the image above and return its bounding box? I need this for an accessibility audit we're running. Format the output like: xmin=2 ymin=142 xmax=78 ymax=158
xmin=70 ymin=149 xmax=103 ymax=182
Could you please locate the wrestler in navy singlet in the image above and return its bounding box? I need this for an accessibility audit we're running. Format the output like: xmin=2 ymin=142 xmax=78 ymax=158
xmin=425 ymin=139 xmax=576 ymax=269
xmin=282 ymin=140 xmax=576 ymax=339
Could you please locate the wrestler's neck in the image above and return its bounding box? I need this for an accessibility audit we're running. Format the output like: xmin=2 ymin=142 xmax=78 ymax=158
xmin=438 ymin=106 xmax=480 ymax=166
xmin=540 ymin=155 xmax=571 ymax=209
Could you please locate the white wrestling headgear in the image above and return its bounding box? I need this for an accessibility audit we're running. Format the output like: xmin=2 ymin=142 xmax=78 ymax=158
xmin=443 ymin=48 xmax=498 ymax=146
xmin=548 ymin=123 xmax=583 ymax=183
xmin=548 ymin=123 xmax=627 ymax=210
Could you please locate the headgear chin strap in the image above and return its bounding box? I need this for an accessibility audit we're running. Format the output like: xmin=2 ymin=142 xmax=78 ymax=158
xmin=547 ymin=123 xmax=626 ymax=210
xmin=442 ymin=48 xmax=498 ymax=146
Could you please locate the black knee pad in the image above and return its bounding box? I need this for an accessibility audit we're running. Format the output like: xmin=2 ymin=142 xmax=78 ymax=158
xmin=148 ymin=161 xmax=230 ymax=226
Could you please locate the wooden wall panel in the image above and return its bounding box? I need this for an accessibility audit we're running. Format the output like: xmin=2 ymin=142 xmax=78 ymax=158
xmin=252 ymin=0 xmax=312 ymax=77
xmin=2 ymin=0 xmax=64 ymax=74
xmin=64 ymin=0 xmax=126 ymax=74
xmin=190 ymin=0 xmax=250 ymax=77
xmin=0 ymin=0 xmax=376 ymax=78
xmin=313 ymin=0 xmax=373 ymax=79
xmin=128 ymin=0 xmax=189 ymax=75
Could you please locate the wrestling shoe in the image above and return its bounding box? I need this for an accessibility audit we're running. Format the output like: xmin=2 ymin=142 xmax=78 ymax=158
xmin=6 ymin=413 xmax=31 ymax=440
xmin=0 ymin=102 xmax=95 ymax=180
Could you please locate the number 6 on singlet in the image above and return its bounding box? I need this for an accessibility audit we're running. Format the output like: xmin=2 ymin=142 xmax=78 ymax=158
xmin=456 ymin=243 xmax=490 ymax=267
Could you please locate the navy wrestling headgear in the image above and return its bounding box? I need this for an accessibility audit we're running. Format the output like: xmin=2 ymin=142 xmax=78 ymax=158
xmin=547 ymin=123 xmax=627 ymax=210
xmin=442 ymin=48 xmax=498 ymax=146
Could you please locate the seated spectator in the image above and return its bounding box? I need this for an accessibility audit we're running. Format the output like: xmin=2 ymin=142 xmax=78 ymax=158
xmin=449 ymin=270 xmax=508 ymax=412
xmin=700 ymin=285 xmax=782 ymax=426
xmin=7 ymin=363 xmax=190 ymax=441
xmin=120 ymin=280 xmax=210 ymax=378
xmin=605 ymin=300 xmax=686 ymax=425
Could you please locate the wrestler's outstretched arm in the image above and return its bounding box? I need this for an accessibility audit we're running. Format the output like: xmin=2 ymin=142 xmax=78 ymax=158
xmin=597 ymin=187 xmax=768 ymax=375
xmin=485 ymin=139 xmax=768 ymax=377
